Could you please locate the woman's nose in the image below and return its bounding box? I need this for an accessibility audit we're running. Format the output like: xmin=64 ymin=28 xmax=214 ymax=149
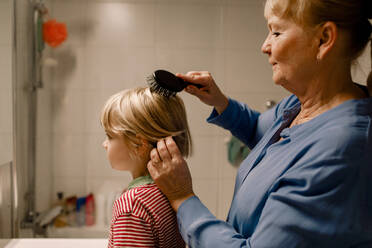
xmin=261 ymin=37 xmax=271 ymax=54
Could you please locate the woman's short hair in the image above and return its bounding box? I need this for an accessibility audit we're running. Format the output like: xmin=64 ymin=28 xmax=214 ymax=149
xmin=264 ymin=0 xmax=372 ymax=60
xmin=101 ymin=87 xmax=192 ymax=158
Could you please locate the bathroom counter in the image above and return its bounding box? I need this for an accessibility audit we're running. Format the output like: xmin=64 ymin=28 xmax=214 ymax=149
xmin=47 ymin=225 xmax=109 ymax=238
xmin=0 ymin=238 xmax=107 ymax=248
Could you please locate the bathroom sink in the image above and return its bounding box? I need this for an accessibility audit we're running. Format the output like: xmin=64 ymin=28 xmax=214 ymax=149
xmin=3 ymin=238 xmax=107 ymax=248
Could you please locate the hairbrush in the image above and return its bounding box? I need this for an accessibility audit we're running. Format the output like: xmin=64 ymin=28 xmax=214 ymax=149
xmin=146 ymin=69 xmax=202 ymax=97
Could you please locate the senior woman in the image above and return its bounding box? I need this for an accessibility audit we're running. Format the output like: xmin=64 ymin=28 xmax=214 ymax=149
xmin=148 ymin=0 xmax=372 ymax=247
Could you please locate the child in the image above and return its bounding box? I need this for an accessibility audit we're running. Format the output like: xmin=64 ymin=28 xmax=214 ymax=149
xmin=101 ymin=87 xmax=191 ymax=248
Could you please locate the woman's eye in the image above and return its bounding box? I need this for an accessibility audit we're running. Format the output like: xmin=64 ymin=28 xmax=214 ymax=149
xmin=272 ymin=32 xmax=280 ymax=37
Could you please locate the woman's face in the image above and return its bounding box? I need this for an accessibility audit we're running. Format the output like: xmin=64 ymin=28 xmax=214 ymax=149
xmin=261 ymin=14 xmax=318 ymax=92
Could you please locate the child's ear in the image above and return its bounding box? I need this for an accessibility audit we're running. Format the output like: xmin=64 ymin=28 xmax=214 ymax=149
xmin=135 ymin=135 xmax=151 ymax=154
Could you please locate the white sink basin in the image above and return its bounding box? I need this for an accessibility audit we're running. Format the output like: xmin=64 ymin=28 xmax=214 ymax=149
xmin=3 ymin=239 xmax=107 ymax=248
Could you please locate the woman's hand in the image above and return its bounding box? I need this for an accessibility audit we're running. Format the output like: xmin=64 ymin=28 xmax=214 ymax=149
xmin=177 ymin=71 xmax=229 ymax=114
xmin=147 ymin=137 xmax=195 ymax=211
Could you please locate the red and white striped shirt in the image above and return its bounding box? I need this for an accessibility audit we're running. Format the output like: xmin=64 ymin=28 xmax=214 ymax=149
xmin=108 ymin=183 xmax=185 ymax=248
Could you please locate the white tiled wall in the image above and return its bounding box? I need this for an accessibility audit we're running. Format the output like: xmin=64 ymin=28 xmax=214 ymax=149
xmin=352 ymin=43 xmax=371 ymax=84
xmin=34 ymin=0 xmax=370 ymax=227
xmin=0 ymin=0 xmax=13 ymax=166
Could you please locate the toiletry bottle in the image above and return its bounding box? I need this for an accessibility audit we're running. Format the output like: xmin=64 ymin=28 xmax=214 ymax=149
xmin=85 ymin=193 xmax=95 ymax=226
xmin=65 ymin=196 xmax=77 ymax=226
xmin=54 ymin=192 xmax=64 ymax=207
xmin=76 ymin=197 xmax=86 ymax=227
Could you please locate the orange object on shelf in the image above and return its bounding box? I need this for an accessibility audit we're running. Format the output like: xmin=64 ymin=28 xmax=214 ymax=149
xmin=43 ymin=19 xmax=68 ymax=48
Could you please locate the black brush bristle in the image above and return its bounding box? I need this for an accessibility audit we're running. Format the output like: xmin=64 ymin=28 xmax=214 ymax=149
xmin=147 ymin=70 xmax=201 ymax=97
xmin=146 ymin=74 xmax=177 ymax=97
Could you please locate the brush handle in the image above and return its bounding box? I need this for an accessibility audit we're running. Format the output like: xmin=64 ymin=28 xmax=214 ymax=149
xmin=178 ymin=77 xmax=203 ymax=89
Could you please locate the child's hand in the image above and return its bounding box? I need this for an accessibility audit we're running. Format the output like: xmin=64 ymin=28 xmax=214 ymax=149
xmin=147 ymin=137 xmax=195 ymax=211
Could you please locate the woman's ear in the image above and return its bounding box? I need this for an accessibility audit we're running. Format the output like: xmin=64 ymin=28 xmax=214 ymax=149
xmin=316 ymin=21 xmax=338 ymax=60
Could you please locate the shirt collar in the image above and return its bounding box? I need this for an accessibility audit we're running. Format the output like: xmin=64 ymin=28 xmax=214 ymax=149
xmin=127 ymin=174 xmax=154 ymax=190
xmin=280 ymin=96 xmax=372 ymax=138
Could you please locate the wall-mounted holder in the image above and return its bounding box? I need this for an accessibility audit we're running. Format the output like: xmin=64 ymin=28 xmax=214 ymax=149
xmin=32 ymin=0 xmax=48 ymax=91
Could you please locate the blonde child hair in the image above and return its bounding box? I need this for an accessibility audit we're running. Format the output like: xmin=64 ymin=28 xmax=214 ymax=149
xmin=100 ymin=87 xmax=192 ymax=159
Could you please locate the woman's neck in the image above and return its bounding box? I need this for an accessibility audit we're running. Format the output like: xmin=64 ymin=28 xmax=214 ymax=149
xmin=291 ymin=70 xmax=365 ymax=126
